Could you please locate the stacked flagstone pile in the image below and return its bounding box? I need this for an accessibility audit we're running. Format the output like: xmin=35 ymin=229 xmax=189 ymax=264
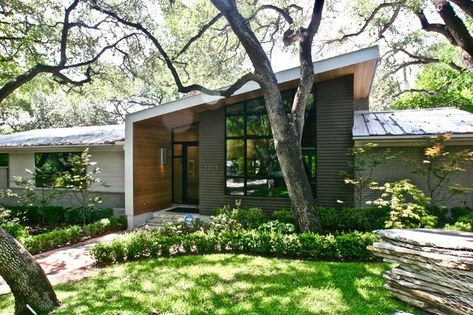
xmin=368 ymin=229 xmax=473 ymax=315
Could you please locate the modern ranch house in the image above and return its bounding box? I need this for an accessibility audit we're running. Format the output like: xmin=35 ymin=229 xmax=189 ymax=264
xmin=125 ymin=46 xmax=380 ymax=227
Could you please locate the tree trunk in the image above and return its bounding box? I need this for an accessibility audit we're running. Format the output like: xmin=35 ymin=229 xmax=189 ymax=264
xmin=210 ymin=0 xmax=323 ymax=232
xmin=0 ymin=228 xmax=59 ymax=315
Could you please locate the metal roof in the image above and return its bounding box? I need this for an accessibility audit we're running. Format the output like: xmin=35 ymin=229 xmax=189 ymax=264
xmin=0 ymin=124 xmax=125 ymax=148
xmin=353 ymin=108 xmax=473 ymax=138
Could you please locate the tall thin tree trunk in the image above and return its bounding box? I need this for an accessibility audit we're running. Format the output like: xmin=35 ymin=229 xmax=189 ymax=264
xmin=0 ymin=228 xmax=59 ymax=315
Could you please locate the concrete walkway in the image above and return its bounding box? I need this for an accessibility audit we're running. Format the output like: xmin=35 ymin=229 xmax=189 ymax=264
xmin=0 ymin=232 xmax=121 ymax=295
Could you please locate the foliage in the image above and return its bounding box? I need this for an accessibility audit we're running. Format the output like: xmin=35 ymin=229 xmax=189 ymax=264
xmin=258 ymin=220 xmax=296 ymax=234
xmin=0 ymin=255 xmax=417 ymax=315
xmin=0 ymin=206 xmax=12 ymax=224
xmin=444 ymin=221 xmax=473 ymax=232
xmin=2 ymin=204 xmax=113 ymax=227
xmin=22 ymin=225 xmax=83 ymax=255
xmin=342 ymin=143 xmax=399 ymax=206
xmin=3 ymin=174 xmax=65 ymax=224
xmin=0 ymin=222 xmax=29 ymax=240
xmin=317 ymin=206 xmax=390 ymax=232
xmin=392 ymin=64 xmax=473 ymax=113
xmin=17 ymin=217 xmax=126 ymax=255
xmin=413 ymin=134 xmax=473 ymax=207
xmin=272 ymin=209 xmax=295 ymax=224
xmin=213 ymin=201 xmax=269 ymax=229
xmin=429 ymin=206 xmax=472 ymax=227
xmin=369 ymin=179 xmax=437 ymax=228
xmin=91 ymin=228 xmax=378 ymax=265
xmin=63 ymin=148 xmax=105 ymax=225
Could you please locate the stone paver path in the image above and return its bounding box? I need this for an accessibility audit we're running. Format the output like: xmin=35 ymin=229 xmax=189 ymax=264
xmin=0 ymin=232 xmax=121 ymax=295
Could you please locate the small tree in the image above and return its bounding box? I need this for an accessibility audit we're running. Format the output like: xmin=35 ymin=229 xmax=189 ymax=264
xmin=415 ymin=134 xmax=473 ymax=207
xmin=342 ymin=143 xmax=399 ymax=207
xmin=2 ymin=167 xmax=65 ymax=224
xmin=369 ymin=179 xmax=437 ymax=229
xmin=63 ymin=148 xmax=104 ymax=225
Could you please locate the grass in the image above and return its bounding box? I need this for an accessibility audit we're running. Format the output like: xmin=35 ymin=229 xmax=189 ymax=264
xmin=0 ymin=254 xmax=417 ymax=315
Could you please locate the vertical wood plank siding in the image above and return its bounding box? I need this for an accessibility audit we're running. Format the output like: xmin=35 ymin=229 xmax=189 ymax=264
xmin=133 ymin=122 xmax=172 ymax=215
xmin=199 ymin=75 xmax=355 ymax=215
xmin=316 ymin=75 xmax=354 ymax=206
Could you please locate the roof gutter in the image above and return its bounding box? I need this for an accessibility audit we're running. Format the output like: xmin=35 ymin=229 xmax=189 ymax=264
xmin=0 ymin=142 xmax=124 ymax=152
xmin=353 ymin=134 xmax=473 ymax=146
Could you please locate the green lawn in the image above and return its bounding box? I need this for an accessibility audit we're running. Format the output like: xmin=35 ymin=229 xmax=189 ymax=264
xmin=0 ymin=254 xmax=417 ymax=315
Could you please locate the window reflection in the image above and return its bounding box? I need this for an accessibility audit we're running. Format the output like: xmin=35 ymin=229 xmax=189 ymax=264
xmin=225 ymin=89 xmax=316 ymax=197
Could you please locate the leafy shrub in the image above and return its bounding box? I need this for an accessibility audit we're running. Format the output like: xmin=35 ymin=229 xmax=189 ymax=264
xmin=23 ymin=225 xmax=82 ymax=254
xmin=258 ymin=220 xmax=295 ymax=234
xmin=369 ymin=180 xmax=437 ymax=228
xmin=159 ymin=218 xmax=208 ymax=236
xmin=213 ymin=201 xmax=268 ymax=229
xmin=1 ymin=222 xmax=29 ymax=240
xmin=3 ymin=205 xmax=113 ymax=226
xmin=91 ymin=228 xmax=378 ymax=265
xmin=429 ymin=206 xmax=472 ymax=226
xmin=317 ymin=206 xmax=389 ymax=232
xmin=20 ymin=216 xmax=125 ymax=254
xmin=444 ymin=221 xmax=472 ymax=232
xmin=272 ymin=209 xmax=295 ymax=224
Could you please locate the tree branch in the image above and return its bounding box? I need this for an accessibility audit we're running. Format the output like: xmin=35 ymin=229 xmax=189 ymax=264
xmin=415 ymin=10 xmax=456 ymax=45
xmin=449 ymin=0 xmax=473 ymax=20
xmin=329 ymin=1 xmax=404 ymax=43
xmin=92 ymin=3 xmax=260 ymax=97
xmin=430 ymin=0 xmax=473 ymax=57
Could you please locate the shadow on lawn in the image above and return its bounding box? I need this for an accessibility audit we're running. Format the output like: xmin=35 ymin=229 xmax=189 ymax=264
xmin=0 ymin=255 xmax=417 ymax=315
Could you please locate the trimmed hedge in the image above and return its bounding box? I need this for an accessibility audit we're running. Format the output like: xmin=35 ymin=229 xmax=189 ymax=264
xmin=91 ymin=229 xmax=378 ymax=265
xmin=2 ymin=205 xmax=114 ymax=226
xmin=17 ymin=217 xmax=125 ymax=254
xmin=317 ymin=206 xmax=390 ymax=232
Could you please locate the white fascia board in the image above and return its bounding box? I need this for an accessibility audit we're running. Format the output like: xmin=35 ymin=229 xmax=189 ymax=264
xmin=126 ymin=46 xmax=380 ymax=124
xmin=124 ymin=118 xmax=134 ymax=221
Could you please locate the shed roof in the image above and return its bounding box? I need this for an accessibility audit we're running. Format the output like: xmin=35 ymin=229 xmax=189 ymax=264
xmin=353 ymin=108 xmax=473 ymax=139
xmin=0 ymin=124 xmax=124 ymax=148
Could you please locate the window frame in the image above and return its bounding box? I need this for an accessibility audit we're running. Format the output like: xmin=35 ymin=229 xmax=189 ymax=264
xmin=224 ymin=89 xmax=317 ymax=198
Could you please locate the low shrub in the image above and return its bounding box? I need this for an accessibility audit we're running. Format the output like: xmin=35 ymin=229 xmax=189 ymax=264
xmin=91 ymin=228 xmax=378 ymax=265
xmin=272 ymin=209 xmax=295 ymax=224
xmin=317 ymin=206 xmax=389 ymax=232
xmin=23 ymin=225 xmax=82 ymax=254
xmin=428 ymin=206 xmax=471 ymax=227
xmin=18 ymin=217 xmax=125 ymax=254
xmin=213 ymin=201 xmax=268 ymax=229
xmin=444 ymin=221 xmax=472 ymax=232
xmin=3 ymin=205 xmax=113 ymax=226
xmin=0 ymin=222 xmax=29 ymax=240
xmin=258 ymin=220 xmax=295 ymax=234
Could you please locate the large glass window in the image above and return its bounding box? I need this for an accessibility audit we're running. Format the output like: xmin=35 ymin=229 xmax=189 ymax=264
xmin=34 ymin=152 xmax=81 ymax=187
xmin=225 ymin=89 xmax=316 ymax=197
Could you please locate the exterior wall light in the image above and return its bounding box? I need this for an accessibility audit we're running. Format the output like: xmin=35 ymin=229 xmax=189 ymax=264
xmin=160 ymin=147 xmax=167 ymax=165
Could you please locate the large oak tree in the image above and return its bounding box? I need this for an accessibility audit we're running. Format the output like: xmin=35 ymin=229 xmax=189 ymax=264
xmin=92 ymin=0 xmax=326 ymax=232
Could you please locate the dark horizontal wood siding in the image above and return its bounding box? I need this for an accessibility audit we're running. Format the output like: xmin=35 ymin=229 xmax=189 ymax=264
xmin=316 ymin=75 xmax=354 ymax=207
xmin=199 ymin=75 xmax=354 ymax=215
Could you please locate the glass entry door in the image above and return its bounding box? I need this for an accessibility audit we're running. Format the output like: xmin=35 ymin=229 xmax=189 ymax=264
xmin=173 ymin=142 xmax=199 ymax=204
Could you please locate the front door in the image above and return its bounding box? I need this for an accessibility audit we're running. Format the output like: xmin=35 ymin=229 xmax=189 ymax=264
xmin=173 ymin=142 xmax=199 ymax=204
